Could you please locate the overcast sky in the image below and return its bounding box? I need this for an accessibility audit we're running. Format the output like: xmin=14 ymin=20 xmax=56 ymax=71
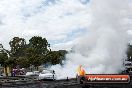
xmin=0 ymin=0 xmax=131 ymax=51
xmin=0 ymin=0 xmax=91 ymax=50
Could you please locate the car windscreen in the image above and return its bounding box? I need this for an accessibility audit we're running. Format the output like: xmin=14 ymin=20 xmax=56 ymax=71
xmin=41 ymin=70 xmax=51 ymax=74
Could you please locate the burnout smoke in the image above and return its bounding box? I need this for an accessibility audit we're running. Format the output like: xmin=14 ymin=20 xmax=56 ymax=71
xmin=51 ymin=0 xmax=130 ymax=79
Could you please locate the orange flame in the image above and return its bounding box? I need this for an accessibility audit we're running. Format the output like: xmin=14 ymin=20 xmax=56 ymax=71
xmin=77 ymin=65 xmax=86 ymax=76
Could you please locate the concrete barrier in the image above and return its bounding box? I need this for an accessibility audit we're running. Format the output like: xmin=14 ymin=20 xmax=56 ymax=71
xmin=0 ymin=76 xmax=39 ymax=83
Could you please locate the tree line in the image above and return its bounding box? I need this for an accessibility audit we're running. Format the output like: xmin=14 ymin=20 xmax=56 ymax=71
xmin=0 ymin=36 xmax=67 ymax=69
xmin=1 ymin=36 xmax=132 ymax=71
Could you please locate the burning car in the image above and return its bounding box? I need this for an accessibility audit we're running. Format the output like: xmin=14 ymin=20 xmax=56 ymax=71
xmin=38 ymin=70 xmax=56 ymax=80
xmin=76 ymin=65 xmax=130 ymax=84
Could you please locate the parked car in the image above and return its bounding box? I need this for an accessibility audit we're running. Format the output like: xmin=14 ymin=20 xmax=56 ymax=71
xmin=124 ymin=61 xmax=132 ymax=69
xmin=26 ymin=71 xmax=40 ymax=76
xmin=38 ymin=70 xmax=56 ymax=80
xmin=26 ymin=72 xmax=34 ymax=76
xmin=33 ymin=71 xmax=40 ymax=76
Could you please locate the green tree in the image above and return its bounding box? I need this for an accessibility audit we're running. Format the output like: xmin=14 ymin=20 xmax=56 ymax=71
xmin=0 ymin=44 xmax=12 ymax=76
xmin=0 ymin=44 xmax=10 ymax=67
xmin=9 ymin=37 xmax=26 ymax=57
xmin=27 ymin=36 xmax=50 ymax=67
xmin=29 ymin=55 xmax=42 ymax=68
xmin=6 ymin=36 xmax=67 ymax=69
xmin=45 ymin=50 xmax=67 ymax=65
xmin=16 ymin=57 xmax=30 ymax=68
xmin=58 ymin=50 xmax=67 ymax=60
xmin=5 ymin=57 xmax=15 ymax=68
xmin=29 ymin=36 xmax=50 ymax=54
xmin=9 ymin=37 xmax=27 ymax=68
xmin=0 ymin=51 xmax=8 ymax=76
xmin=0 ymin=51 xmax=8 ymax=67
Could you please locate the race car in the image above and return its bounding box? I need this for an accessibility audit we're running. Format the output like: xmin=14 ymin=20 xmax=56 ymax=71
xmin=38 ymin=70 xmax=56 ymax=80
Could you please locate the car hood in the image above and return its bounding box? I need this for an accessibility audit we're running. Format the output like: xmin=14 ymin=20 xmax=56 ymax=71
xmin=39 ymin=73 xmax=53 ymax=76
xmin=26 ymin=72 xmax=33 ymax=76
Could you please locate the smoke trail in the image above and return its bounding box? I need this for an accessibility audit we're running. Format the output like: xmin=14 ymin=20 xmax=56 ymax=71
xmin=51 ymin=0 xmax=130 ymax=79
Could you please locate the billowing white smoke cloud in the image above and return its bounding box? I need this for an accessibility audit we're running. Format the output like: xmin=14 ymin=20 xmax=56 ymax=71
xmin=51 ymin=0 xmax=130 ymax=79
